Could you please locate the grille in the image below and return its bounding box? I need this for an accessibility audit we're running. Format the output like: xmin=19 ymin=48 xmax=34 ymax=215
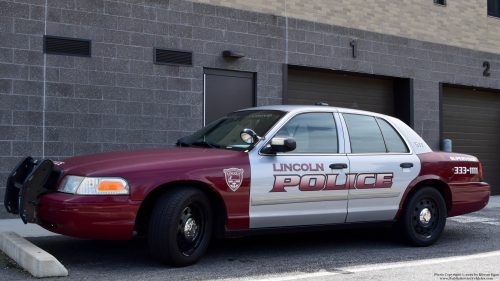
xmin=44 ymin=35 xmax=91 ymax=57
xmin=154 ymin=48 xmax=192 ymax=66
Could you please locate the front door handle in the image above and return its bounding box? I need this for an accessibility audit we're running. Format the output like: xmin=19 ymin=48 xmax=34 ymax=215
xmin=400 ymin=163 xmax=414 ymax=168
xmin=329 ymin=163 xmax=348 ymax=169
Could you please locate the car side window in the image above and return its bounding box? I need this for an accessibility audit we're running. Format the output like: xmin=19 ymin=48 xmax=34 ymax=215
xmin=377 ymin=119 xmax=409 ymax=153
xmin=275 ymin=113 xmax=338 ymax=153
xmin=343 ymin=114 xmax=386 ymax=153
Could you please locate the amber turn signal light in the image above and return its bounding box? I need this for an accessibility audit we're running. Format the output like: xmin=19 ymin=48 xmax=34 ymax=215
xmin=98 ymin=181 xmax=126 ymax=191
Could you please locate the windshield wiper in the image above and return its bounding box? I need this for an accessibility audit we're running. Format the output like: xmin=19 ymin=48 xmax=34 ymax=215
xmin=176 ymin=137 xmax=190 ymax=147
xmin=176 ymin=141 xmax=189 ymax=147
xmin=191 ymin=141 xmax=220 ymax=149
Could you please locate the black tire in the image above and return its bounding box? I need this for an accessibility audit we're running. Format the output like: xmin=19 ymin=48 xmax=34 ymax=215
xmin=393 ymin=186 xmax=446 ymax=247
xmin=148 ymin=187 xmax=213 ymax=267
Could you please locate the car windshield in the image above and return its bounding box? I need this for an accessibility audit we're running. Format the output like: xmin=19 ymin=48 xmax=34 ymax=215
xmin=181 ymin=110 xmax=286 ymax=151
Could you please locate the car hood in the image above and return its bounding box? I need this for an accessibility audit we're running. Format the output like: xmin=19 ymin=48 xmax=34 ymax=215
xmin=51 ymin=147 xmax=252 ymax=228
xmin=56 ymin=147 xmax=247 ymax=176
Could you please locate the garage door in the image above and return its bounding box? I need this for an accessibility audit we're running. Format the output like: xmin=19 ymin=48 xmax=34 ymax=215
xmin=287 ymin=68 xmax=395 ymax=116
xmin=443 ymin=87 xmax=500 ymax=195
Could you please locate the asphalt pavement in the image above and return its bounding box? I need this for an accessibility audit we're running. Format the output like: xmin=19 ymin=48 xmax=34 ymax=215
xmin=1 ymin=197 xmax=499 ymax=281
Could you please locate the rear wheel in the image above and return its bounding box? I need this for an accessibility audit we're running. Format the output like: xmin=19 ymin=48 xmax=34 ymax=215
xmin=148 ymin=187 xmax=212 ymax=267
xmin=393 ymin=186 xmax=446 ymax=246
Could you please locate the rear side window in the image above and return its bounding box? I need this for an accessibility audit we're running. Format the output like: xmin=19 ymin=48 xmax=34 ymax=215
xmin=377 ymin=119 xmax=409 ymax=153
xmin=343 ymin=113 xmax=409 ymax=153
xmin=343 ymin=114 xmax=386 ymax=153
xmin=275 ymin=113 xmax=338 ymax=153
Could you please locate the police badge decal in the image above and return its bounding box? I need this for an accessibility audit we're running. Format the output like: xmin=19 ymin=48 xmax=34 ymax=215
xmin=223 ymin=168 xmax=244 ymax=192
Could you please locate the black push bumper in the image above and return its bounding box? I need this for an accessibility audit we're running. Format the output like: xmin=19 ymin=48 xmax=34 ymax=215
xmin=4 ymin=157 xmax=63 ymax=224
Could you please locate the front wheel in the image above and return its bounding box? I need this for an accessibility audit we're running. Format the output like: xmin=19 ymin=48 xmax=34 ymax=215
xmin=393 ymin=186 xmax=447 ymax=246
xmin=148 ymin=187 xmax=213 ymax=267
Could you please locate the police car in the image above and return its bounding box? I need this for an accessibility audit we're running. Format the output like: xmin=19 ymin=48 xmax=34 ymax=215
xmin=4 ymin=105 xmax=490 ymax=267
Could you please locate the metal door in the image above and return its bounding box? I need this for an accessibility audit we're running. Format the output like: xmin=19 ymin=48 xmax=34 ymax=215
xmin=204 ymin=69 xmax=255 ymax=126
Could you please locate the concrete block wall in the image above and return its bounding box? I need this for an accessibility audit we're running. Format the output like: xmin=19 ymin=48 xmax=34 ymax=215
xmin=1 ymin=0 xmax=500 ymax=219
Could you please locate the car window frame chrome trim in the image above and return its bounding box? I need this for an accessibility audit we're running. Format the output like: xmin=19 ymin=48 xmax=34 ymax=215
xmin=338 ymin=111 xmax=351 ymax=154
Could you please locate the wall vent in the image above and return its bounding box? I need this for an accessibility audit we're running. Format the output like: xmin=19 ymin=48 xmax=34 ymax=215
xmin=44 ymin=35 xmax=91 ymax=57
xmin=154 ymin=48 xmax=192 ymax=66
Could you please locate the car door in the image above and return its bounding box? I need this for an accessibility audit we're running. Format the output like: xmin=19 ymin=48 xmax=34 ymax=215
xmin=340 ymin=112 xmax=421 ymax=222
xmin=248 ymin=111 xmax=350 ymax=228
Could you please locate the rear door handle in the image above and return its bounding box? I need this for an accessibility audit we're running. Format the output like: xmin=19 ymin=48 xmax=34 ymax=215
xmin=330 ymin=163 xmax=348 ymax=169
xmin=400 ymin=163 xmax=414 ymax=168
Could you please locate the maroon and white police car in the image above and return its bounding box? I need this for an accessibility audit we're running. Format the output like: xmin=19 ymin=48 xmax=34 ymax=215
xmin=4 ymin=105 xmax=490 ymax=266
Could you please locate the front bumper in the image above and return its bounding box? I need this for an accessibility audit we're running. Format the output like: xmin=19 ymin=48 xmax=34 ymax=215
xmin=4 ymin=157 xmax=62 ymax=224
xmin=37 ymin=193 xmax=141 ymax=240
xmin=4 ymin=157 xmax=141 ymax=240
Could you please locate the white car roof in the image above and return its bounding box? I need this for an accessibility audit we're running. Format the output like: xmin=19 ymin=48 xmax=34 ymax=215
xmin=238 ymin=105 xmax=392 ymax=119
xmin=239 ymin=105 xmax=433 ymax=154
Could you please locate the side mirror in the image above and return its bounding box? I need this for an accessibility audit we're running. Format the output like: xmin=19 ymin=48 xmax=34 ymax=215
xmin=261 ymin=137 xmax=296 ymax=154
xmin=240 ymin=128 xmax=261 ymax=144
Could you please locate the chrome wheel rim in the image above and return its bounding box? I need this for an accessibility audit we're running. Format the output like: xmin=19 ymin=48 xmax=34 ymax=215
xmin=183 ymin=217 xmax=199 ymax=241
xmin=419 ymin=208 xmax=432 ymax=226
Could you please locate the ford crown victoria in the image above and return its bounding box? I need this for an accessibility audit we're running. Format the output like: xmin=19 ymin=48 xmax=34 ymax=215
xmin=4 ymin=105 xmax=490 ymax=266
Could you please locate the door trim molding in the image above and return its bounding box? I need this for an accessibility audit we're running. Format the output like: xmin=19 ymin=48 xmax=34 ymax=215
xmin=349 ymin=190 xmax=401 ymax=200
xmin=251 ymin=193 xmax=348 ymax=206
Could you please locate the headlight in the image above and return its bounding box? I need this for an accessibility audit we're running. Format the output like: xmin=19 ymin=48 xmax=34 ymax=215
xmin=58 ymin=176 xmax=130 ymax=195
